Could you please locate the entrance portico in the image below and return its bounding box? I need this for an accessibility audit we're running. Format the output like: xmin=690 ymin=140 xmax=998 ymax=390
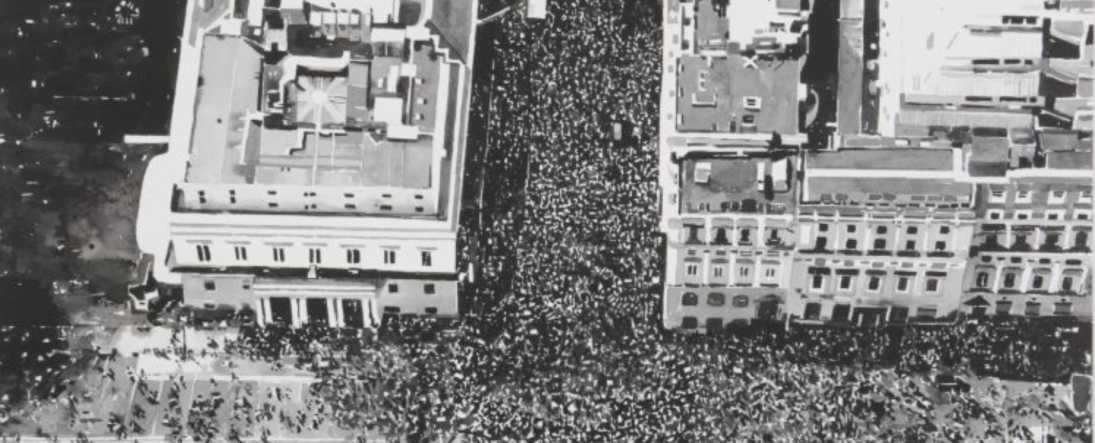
xmin=253 ymin=279 xmax=379 ymax=328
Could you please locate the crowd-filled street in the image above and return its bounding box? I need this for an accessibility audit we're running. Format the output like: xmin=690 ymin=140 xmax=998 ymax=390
xmin=0 ymin=0 xmax=1091 ymax=442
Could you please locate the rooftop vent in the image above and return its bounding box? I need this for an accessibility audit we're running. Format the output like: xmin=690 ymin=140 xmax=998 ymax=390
xmin=694 ymin=162 xmax=712 ymax=184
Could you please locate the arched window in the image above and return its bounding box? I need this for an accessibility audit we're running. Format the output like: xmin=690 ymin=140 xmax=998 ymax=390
xmin=1076 ymin=231 xmax=1089 ymax=249
xmin=976 ymin=272 xmax=989 ymax=288
xmin=714 ymin=228 xmax=728 ymax=244
xmin=682 ymin=292 xmax=699 ymax=306
xmin=707 ymin=293 xmax=725 ymax=307
xmin=732 ymin=295 xmax=749 ymax=308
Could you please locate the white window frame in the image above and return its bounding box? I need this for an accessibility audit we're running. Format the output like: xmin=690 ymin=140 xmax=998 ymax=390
xmin=1014 ymin=210 xmax=1032 ymax=220
xmin=810 ymin=274 xmax=826 ymax=291
xmin=739 ymin=266 xmax=751 ymax=278
xmin=383 ymin=249 xmax=397 ymax=265
xmin=743 ymin=96 xmax=763 ymax=111
xmin=1045 ymin=210 xmax=1065 ymax=221
xmin=1048 ymin=190 xmax=1066 ymax=205
xmin=988 ymin=189 xmax=1006 ymax=204
xmin=421 ymin=250 xmax=433 ymax=267
xmin=686 ymin=263 xmax=699 ymax=277
xmin=713 ymin=266 xmax=725 ymax=278
xmin=925 ymin=278 xmax=941 ymax=294
xmin=896 ymin=277 xmax=911 ymax=293
xmin=1075 ymin=210 xmax=1092 ymax=221
xmin=764 ymin=267 xmax=777 ymax=279
xmin=838 ymin=275 xmax=854 ymax=291
xmin=272 ymin=247 xmax=286 ymax=263
xmin=987 ymin=209 xmax=1005 ymax=220
xmin=346 ymin=248 xmax=361 ymax=264
xmin=867 ymin=276 xmax=882 ymax=293
xmin=234 ymin=246 xmax=248 ymax=261
xmin=1014 ymin=190 xmax=1032 ymax=204
xmin=1079 ymin=190 xmax=1093 ymax=204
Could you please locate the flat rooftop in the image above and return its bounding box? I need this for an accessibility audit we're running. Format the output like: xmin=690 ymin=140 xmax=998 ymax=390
xmin=676 ymin=55 xmax=801 ymax=134
xmin=680 ymin=156 xmax=796 ymax=214
xmin=185 ymin=4 xmax=459 ymax=191
xmin=807 ymin=148 xmax=955 ymax=171
xmin=806 ymin=177 xmax=972 ymax=203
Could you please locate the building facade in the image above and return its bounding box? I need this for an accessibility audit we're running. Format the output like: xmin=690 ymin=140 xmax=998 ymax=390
xmin=787 ymin=149 xmax=978 ymax=325
xmin=146 ymin=0 xmax=477 ymax=327
xmin=663 ymin=154 xmax=797 ymax=330
xmin=960 ymin=130 xmax=1093 ymax=319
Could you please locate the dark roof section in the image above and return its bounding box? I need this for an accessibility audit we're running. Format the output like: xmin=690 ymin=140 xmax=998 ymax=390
xmin=427 ymin=0 xmax=474 ymax=63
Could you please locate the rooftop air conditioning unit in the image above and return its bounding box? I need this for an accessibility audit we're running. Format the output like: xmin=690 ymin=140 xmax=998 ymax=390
xmin=695 ymin=162 xmax=712 ymax=184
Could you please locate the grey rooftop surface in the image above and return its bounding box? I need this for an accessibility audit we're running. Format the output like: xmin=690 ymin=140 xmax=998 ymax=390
xmin=680 ymin=156 xmax=796 ymax=214
xmin=676 ymin=55 xmax=802 ymax=134
xmin=807 ymin=148 xmax=954 ymax=171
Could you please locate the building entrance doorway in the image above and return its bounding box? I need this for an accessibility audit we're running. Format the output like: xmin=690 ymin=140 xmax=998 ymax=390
xmin=853 ymin=307 xmax=887 ymax=326
xmin=306 ymin=298 xmax=329 ymax=325
xmin=269 ymin=297 xmax=292 ymax=325
xmin=342 ymin=299 xmax=364 ymax=328
xmin=757 ymin=295 xmax=781 ymax=321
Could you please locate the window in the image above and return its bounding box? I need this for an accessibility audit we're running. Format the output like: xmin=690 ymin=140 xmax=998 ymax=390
xmin=382 ymin=249 xmax=397 ymax=264
xmin=925 ymin=278 xmax=940 ymax=293
xmin=988 ymin=210 xmax=1004 ymax=220
xmin=906 ymin=226 xmax=918 ymax=235
xmin=814 ymin=237 xmax=828 ymax=250
xmin=1003 ymin=273 xmax=1016 ymax=289
xmin=732 ymin=295 xmax=749 ymax=308
xmin=876 ymin=226 xmax=887 ymax=234
xmin=988 ymin=189 xmax=1006 ymax=203
xmin=739 ymin=228 xmax=751 ymax=243
xmin=1015 ymin=211 xmax=1031 ymax=220
xmin=272 ymin=247 xmax=286 ymax=262
xmin=976 ymin=272 xmax=989 ymax=288
xmin=764 ymin=268 xmax=776 ymax=278
xmin=905 ymin=240 xmax=916 ymax=251
xmin=838 ymin=275 xmax=853 ymax=290
xmin=1024 ymin=302 xmax=1041 ymax=316
xmin=868 ymin=276 xmax=881 ymax=292
xmin=1076 ymin=210 xmax=1091 ymax=220
xmin=686 ymin=264 xmax=699 ymax=276
xmin=896 ymin=277 xmax=910 ymax=293
xmin=1080 ymin=189 xmax=1093 ymax=204
xmin=1049 ymin=190 xmax=1066 ymax=204
xmin=819 ymin=223 xmax=829 ymax=232
xmin=738 ymin=266 xmax=750 ymax=278
xmin=421 ymin=251 xmax=433 ymax=267
xmin=308 ymin=248 xmax=322 ymax=264
xmin=388 ymin=284 xmax=399 ymax=293
xmin=1076 ymin=232 xmax=1089 ymax=249
xmin=995 ymin=301 xmax=1012 ymax=315
xmin=681 ymin=317 xmax=698 ymax=329
xmin=425 ymin=307 xmax=438 ymax=315
xmin=873 ymin=239 xmax=886 ymax=250
xmin=713 ymin=266 xmax=725 ymax=278
xmin=1046 ymin=210 xmax=1063 ymax=220
xmin=424 ymin=284 xmax=436 ymax=294
xmin=743 ymin=96 xmax=762 ymax=110
xmin=935 ymin=241 xmax=946 ymax=251
xmin=346 ymin=249 xmax=361 ymax=264
xmin=1054 ymin=302 xmax=1072 ymax=316
xmin=939 ymin=226 xmax=950 ymax=234
xmin=846 ymin=225 xmax=857 ymax=233
xmin=682 ymin=292 xmax=699 ymax=306
xmin=196 ymin=244 xmax=211 ymax=262
xmin=234 ymin=246 xmax=248 ymax=261
xmin=917 ymin=307 xmax=938 ymax=318
xmin=1031 ymin=275 xmax=1044 ymax=290
xmin=811 ymin=274 xmax=824 ymax=290
xmin=707 ymin=293 xmax=725 ymax=307
xmin=804 ymin=303 xmax=822 ymax=320
xmin=706 ymin=317 xmax=724 ymax=330
xmin=845 ymin=239 xmax=858 ymax=250
xmin=204 ymin=281 xmax=216 ymax=291
xmin=1015 ymin=190 xmax=1031 ymax=203
xmin=1061 ymin=276 xmax=1074 ymax=292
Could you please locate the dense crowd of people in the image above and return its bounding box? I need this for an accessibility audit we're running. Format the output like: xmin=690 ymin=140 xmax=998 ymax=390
xmin=0 ymin=1 xmax=1091 ymax=442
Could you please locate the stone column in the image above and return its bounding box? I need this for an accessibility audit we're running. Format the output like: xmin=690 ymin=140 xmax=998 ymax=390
xmin=326 ymin=299 xmax=337 ymax=328
xmin=334 ymin=299 xmax=345 ymax=328
xmin=297 ymin=298 xmax=309 ymax=325
xmin=262 ymin=298 xmax=273 ymax=326
xmin=290 ymin=298 xmax=301 ymax=327
xmin=728 ymin=253 xmax=737 ymax=286
xmin=256 ymin=298 xmax=267 ymax=327
xmin=991 ymin=263 xmax=1003 ymax=293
